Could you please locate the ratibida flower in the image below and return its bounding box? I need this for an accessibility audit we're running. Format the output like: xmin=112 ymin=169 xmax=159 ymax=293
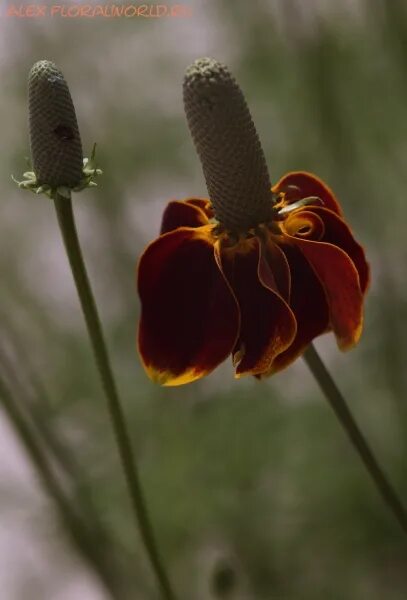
xmin=137 ymin=58 xmax=369 ymax=386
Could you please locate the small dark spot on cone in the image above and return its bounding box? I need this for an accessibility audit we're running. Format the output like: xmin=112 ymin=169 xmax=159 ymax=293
xmin=54 ymin=124 xmax=75 ymax=141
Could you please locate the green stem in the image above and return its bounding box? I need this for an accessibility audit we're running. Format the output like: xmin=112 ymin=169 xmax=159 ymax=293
xmin=0 ymin=341 xmax=124 ymax=583
xmin=0 ymin=374 xmax=122 ymax=599
xmin=53 ymin=193 xmax=176 ymax=600
xmin=304 ymin=343 xmax=407 ymax=536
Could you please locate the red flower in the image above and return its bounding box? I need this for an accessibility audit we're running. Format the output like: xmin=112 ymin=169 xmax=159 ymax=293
xmin=136 ymin=59 xmax=369 ymax=386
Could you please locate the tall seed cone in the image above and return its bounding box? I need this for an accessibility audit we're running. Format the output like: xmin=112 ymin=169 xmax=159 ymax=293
xmin=183 ymin=57 xmax=274 ymax=233
xmin=28 ymin=60 xmax=83 ymax=188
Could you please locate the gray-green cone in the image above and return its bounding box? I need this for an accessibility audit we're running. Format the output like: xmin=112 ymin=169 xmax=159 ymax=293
xmin=183 ymin=57 xmax=274 ymax=233
xmin=28 ymin=60 xmax=83 ymax=188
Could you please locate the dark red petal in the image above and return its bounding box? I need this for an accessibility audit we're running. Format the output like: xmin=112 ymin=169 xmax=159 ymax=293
xmin=219 ymin=238 xmax=297 ymax=376
xmin=137 ymin=226 xmax=239 ymax=385
xmin=283 ymin=210 xmax=325 ymax=241
xmin=263 ymin=243 xmax=330 ymax=375
xmin=186 ymin=198 xmax=214 ymax=218
xmin=273 ymin=171 xmax=342 ymax=216
xmin=264 ymin=239 xmax=291 ymax=302
xmin=307 ymin=206 xmax=370 ymax=294
xmin=288 ymin=235 xmax=364 ymax=350
xmin=160 ymin=199 xmax=210 ymax=234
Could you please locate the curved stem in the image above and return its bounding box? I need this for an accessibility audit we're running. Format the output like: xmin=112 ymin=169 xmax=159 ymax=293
xmin=53 ymin=194 xmax=176 ymax=600
xmin=0 ymin=374 xmax=122 ymax=599
xmin=0 ymin=341 xmax=123 ymax=578
xmin=304 ymin=343 xmax=407 ymax=536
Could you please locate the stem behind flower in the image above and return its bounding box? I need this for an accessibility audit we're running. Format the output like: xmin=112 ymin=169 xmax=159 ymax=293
xmin=304 ymin=343 xmax=407 ymax=536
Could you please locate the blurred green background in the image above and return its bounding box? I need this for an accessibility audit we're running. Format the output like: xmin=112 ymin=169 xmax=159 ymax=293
xmin=1 ymin=0 xmax=407 ymax=598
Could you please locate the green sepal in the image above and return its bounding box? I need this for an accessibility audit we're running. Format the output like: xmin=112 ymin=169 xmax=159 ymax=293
xmin=13 ymin=143 xmax=102 ymax=199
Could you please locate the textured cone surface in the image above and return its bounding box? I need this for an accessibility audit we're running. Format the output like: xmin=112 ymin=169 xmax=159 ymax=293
xmin=28 ymin=60 xmax=83 ymax=188
xmin=183 ymin=57 xmax=273 ymax=232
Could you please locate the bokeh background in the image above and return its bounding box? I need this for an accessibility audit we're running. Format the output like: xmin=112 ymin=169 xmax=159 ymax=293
xmin=1 ymin=0 xmax=407 ymax=598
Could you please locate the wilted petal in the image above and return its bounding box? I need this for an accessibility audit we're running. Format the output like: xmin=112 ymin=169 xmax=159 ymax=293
xmin=219 ymin=237 xmax=297 ymax=376
xmin=287 ymin=235 xmax=364 ymax=350
xmin=160 ymin=199 xmax=211 ymax=234
xmin=307 ymin=206 xmax=370 ymax=293
xmin=273 ymin=171 xmax=342 ymax=216
xmin=264 ymin=243 xmax=330 ymax=375
xmin=138 ymin=226 xmax=239 ymax=385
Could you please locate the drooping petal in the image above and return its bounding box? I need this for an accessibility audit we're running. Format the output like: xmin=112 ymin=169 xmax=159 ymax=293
xmin=218 ymin=237 xmax=297 ymax=376
xmin=264 ymin=238 xmax=291 ymax=302
xmin=138 ymin=226 xmax=239 ymax=385
xmin=263 ymin=242 xmax=330 ymax=375
xmin=273 ymin=171 xmax=342 ymax=216
xmin=287 ymin=235 xmax=364 ymax=350
xmin=160 ymin=199 xmax=211 ymax=234
xmin=307 ymin=206 xmax=370 ymax=293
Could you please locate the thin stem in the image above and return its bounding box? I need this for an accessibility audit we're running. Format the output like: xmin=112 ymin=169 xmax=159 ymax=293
xmin=0 ymin=374 xmax=123 ymax=599
xmin=53 ymin=193 xmax=176 ymax=600
xmin=303 ymin=343 xmax=407 ymax=536
xmin=0 ymin=341 xmax=124 ymax=579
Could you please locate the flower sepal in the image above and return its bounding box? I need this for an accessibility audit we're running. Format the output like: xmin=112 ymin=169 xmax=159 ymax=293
xmin=12 ymin=143 xmax=102 ymax=199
